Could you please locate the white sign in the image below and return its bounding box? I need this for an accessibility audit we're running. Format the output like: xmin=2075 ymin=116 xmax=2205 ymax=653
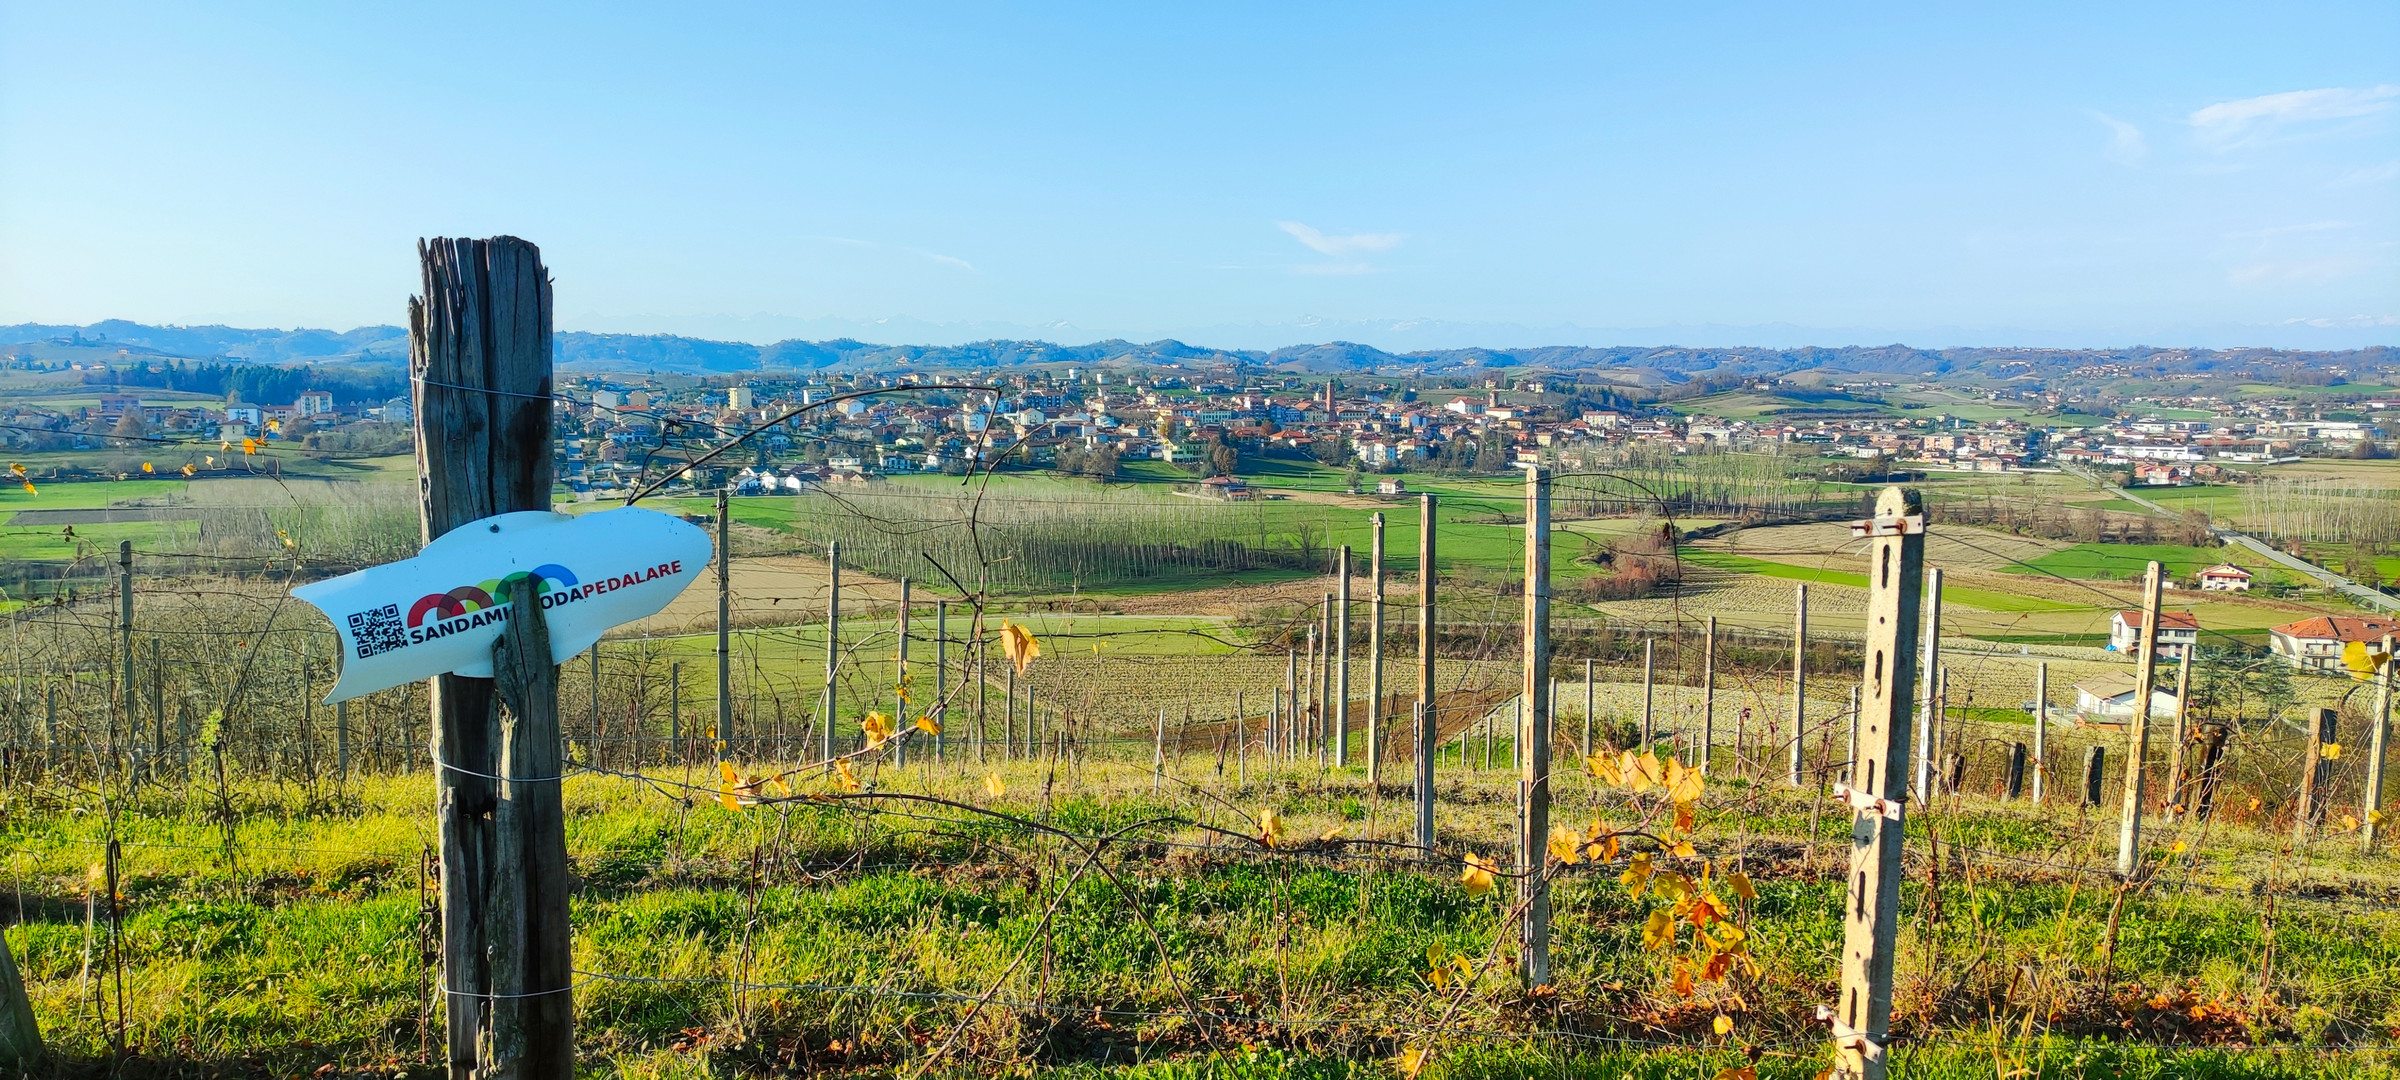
xmin=292 ymin=507 xmax=711 ymax=703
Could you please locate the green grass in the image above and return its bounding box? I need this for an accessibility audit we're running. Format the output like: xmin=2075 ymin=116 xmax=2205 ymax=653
xmin=2007 ymin=543 xmax=2274 ymax=584
xmin=1682 ymin=549 xmax=2082 ymax=611
xmin=7 ymin=762 xmax=2398 ymax=1077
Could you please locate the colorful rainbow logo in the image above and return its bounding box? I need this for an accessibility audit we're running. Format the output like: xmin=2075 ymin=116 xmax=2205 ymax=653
xmin=406 ymin=564 xmax=578 ymax=627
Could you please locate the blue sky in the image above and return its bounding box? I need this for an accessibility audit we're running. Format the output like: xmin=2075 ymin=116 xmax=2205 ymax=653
xmin=2 ymin=2 xmax=2395 ymax=350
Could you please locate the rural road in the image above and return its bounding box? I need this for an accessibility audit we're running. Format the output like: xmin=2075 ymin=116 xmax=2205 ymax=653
xmin=2063 ymin=464 xmax=2400 ymax=614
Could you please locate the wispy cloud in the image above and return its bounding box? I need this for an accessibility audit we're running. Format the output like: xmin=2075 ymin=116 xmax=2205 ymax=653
xmin=2331 ymin=161 xmax=2400 ymax=187
xmin=2189 ymin=85 xmax=2399 ymax=149
xmin=819 ymin=236 xmax=979 ymax=273
xmin=2089 ymin=111 xmax=2147 ymax=165
xmin=1277 ymin=221 xmax=1404 ymax=257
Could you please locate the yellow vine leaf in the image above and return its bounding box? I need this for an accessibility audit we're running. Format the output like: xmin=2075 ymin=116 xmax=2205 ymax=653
xmin=242 ymin=437 xmax=259 ymax=455
xmin=2170 ymin=841 xmax=2187 ymax=854
xmin=1257 ymin=808 xmax=1285 ymax=848
xmin=1396 ymin=1046 xmax=1431 ymax=1078
xmin=5 ymin=463 xmax=19 ymax=476
xmin=984 ymin=773 xmax=1005 ymax=798
xmin=861 ymin=711 xmax=894 ymax=748
xmin=1548 ymin=824 xmax=1582 ymax=865
xmin=1672 ymin=840 xmax=1698 ymax=858
xmin=718 ymin=761 xmax=740 ymax=786
xmin=1622 ymin=852 xmax=1655 ymax=896
xmin=997 ymin=622 xmax=1042 ymax=673
xmin=1587 ymin=751 xmax=1622 ymax=785
xmin=914 ymin=713 xmax=941 ymax=736
xmin=1712 ymin=1067 xmax=1757 ymax=1080
xmin=834 ymin=759 xmax=861 ymax=791
xmin=1460 ymin=853 xmax=1497 ymax=897
xmin=1642 ymin=907 xmax=1674 ymax=950
xmin=19 ymin=481 xmax=32 ymax=496
xmin=2321 ymin=743 xmax=2343 ymax=760
xmin=1728 ymin=872 xmax=1757 ymax=902
xmin=1713 ymin=1014 xmax=1734 ymax=1036
xmin=1318 ymin=825 xmax=1345 ymax=842
xmin=180 ymin=463 xmax=196 ymax=477
xmin=1666 ymin=758 xmax=1704 ymax=804
xmin=2341 ymin=814 xmax=2360 ymax=832
xmin=2341 ymin=639 xmax=2388 ymax=681
xmin=768 ymin=776 xmax=792 ymax=798
xmin=141 ymin=462 xmax=153 ymax=474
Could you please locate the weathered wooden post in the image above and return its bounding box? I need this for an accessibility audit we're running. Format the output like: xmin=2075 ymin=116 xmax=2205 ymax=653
xmin=715 ymin=490 xmax=732 ymax=767
xmin=933 ymin=601 xmax=948 ymax=764
xmin=2032 ymin=662 xmax=2048 ymax=805
xmin=892 ymin=578 xmax=911 ymax=768
xmin=118 ymin=541 xmax=134 ymax=769
xmin=1368 ymin=515 xmax=1385 ymax=782
xmin=2084 ymin=746 xmax=2105 ymax=807
xmin=1416 ymin=492 xmax=1438 ymax=849
xmin=2165 ymin=640 xmax=2195 ymax=815
xmin=1336 ymin=547 xmax=1352 ymax=767
xmin=1319 ymin=592 xmax=1336 ymax=764
xmin=2296 ymin=706 xmax=2338 ymax=843
xmin=2116 ymin=561 xmax=2165 ymax=877
xmin=1915 ymin=567 xmax=1943 ymax=799
xmin=1829 ymin=486 xmax=1924 ymax=1080
xmin=0 ymin=927 xmax=36 ymax=1066
xmin=1518 ymin=465 xmax=1552 ymax=988
xmin=2365 ymin=637 xmax=2392 ymax=851
xmin=410 ymin=236 xmax=570 ymax=1079
xmin=1790 ymin=582 xmax=1808 ymax=785
xmin=1701 ymin=615 xmax=1716 ymax=773
xmin=2005 ymin=742 xmax=2026 ymax=799
xmin=1153 ymin=707 xmax=1165 ymax=795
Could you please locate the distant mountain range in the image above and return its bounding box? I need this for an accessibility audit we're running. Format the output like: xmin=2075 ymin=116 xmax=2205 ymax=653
xmin=4 ymin=320 xmax=2391 ymax=386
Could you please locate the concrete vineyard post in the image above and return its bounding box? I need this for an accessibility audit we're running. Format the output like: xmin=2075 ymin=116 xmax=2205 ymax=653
xmin=1640 ymin=638 xmax=1655 ymax=752
xmin=2116 ymin=561 xmax=2165 ymax=878
xmin=1517 ymin=466 xmax=1552 ymax=988
xmin=2166 ymin=642 xmax=2194 ymax=816
xmin=410 ymin=236 xmax=570 ymax=1080
xmin=1829 ymin=487 xmax=1923 ymax=1080
xmin=933 ymin=602 xmax=947 ymax=763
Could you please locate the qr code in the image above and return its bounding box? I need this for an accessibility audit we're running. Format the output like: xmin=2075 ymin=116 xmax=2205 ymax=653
xmin=348 ymin=604 xmax=407 ymax=659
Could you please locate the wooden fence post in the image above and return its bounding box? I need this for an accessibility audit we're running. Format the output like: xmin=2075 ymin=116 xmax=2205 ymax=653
xmin=1640 ymin=638 xmax=1655 ymax=752
xmin=118 ymin=541 xmax=133 ymax=769
xmin=1518 ymin=466 xmax=1552 ymax=988
xmin=2365 ymin=637 xmax=2392 ymax=851
xmin=1702 ymin=616 xmax=1716 ymax=773
xmin=410 ymin=235 xmax=569 ymax=1080
xmin=1830 ymin=486 xmax=1924 ymax=1080
xmin=2084 ymin=746 xmax=2105 ymax=807
xmin=2006 ymin=743 xmax=2026 ymax=799
xmin=2032 ymin=662 xmax=2048 ymax=805
xmin=933 ymin=601 xmax=948 ymax=764
xmin=2116 ymin=561 xmax=2165 ymax=878
xmin=1416 ymin=493 xmax=1438 ymax=849
xmin=1915 ymin=567 xmax=1943 ymax=799
xmin=1369 ymin=515 xmax=1384 ymax=782
xmin=2166 ymin=642 xmax=2194 ymax=816
xmin=1336 ymin=546 xmax=1352 ymax=768
xmin=893 ymin=578 xmax=911 ymax=769
xmin=2296 ymin=706 xmax=2337 ymax=843
xmin=715 ymin=490 xmax=732 ymax=768
xmin=1790 ymin=583 xmax=1808 ymax=785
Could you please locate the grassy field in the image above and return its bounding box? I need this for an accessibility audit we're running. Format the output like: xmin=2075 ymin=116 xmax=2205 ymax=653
xmin=6 ymin=755 xmax=2396 ymax=1079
